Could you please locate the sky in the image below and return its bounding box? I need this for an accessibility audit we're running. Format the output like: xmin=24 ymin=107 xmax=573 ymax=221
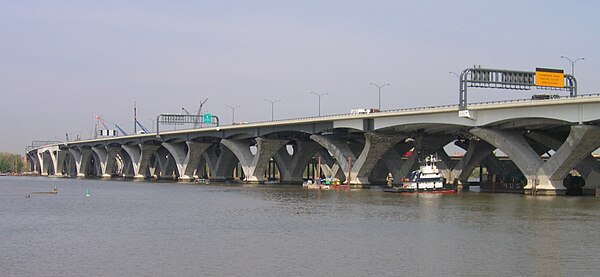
xmin=1 ymin=0 xmax=599 ymax=154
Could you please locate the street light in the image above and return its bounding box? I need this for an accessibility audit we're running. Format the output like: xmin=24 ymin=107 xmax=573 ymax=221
xmin=449 ymin=71 xmax=459 ymax=78
xmin=560 ymin=56 xmax=585 ymax=76
xmin=369 ymin=83 xmax=390 ymax=110
xmin=226 ymin=105 xmax=241 ymax=124
xmin=310 ymin=92 xmax=328 ymax=116
xmin=264 ymin=99 xmax=281 ymax=121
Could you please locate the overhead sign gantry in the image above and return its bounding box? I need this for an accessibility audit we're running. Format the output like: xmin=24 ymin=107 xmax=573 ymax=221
xmin=155 ymin=113 xmax=219 ymax=137
xmin=458 ymin=67 xmax=577 ymax=112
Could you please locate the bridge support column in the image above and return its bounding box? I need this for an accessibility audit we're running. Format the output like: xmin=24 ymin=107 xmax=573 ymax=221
xmin=380 ymin=143 xmax=417 ymax=186
xmin=446 ymin=140 xmax=495 ymax=187
xmin=313 ymin=151 xmax=343 ymax=180
xmin=221 ymin=138 xmax=288 ymax=183
xmin=274 ymin=140 xmax=321 ymax=183
xmin=35 ymin=150 xmax=48 ymax=176
xmin=310 ymin=135 xmax=358 ymax=185
xmin=354 ymin=133 xmax=405 ymax=186
xmin=55 ymin=150 xmax=69 ymax=176
xmin=43 ymin=147 xmax=62 ymax=177
xmin=122 ymin=144 xmax=160 ymax=181
xmin=211 ymin=146 xmax=237 ymax=182
xmin=527 ymin=131 xmax=600 ymax=195
xmin=26 ymin=153 xmax=37 ymax=174
xmin=536 ymin=125 xmax=600 ymax=195
xmin=92 ymin=146 xmax=121 ymax=179
xmin=470 ymin=128 xmax=547 ymax=193
xmin=310 ymin=133 xmax=403 ymax=187
xmin=471 ymin=126 xmax=600 ymax=195
xmin=68 ymin=148 xmax=93 ymax=178
xmin=163 ymin=141 xmax=212 ymax=182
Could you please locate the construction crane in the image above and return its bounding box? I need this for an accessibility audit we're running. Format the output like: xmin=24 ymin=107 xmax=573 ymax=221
xmin=182 ymin=98 xmax=209 ymax=128
xmin=133 ymin=101 xmax=150 ymax=134
xmin=94 ymin=113 xmax=128 ymax=136
xmin=195 ymin=98 xmax=208 ymax=128
xmin=136 ymin=120 xmax=149 ymax=134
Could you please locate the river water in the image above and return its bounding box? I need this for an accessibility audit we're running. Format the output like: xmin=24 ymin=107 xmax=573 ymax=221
xmin=2 ymin=176 xmax=600 ymax=276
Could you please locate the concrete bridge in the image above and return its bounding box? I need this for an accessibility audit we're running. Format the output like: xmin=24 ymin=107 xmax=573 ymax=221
xmin=26 ymin=95 xmax=600 ymax=195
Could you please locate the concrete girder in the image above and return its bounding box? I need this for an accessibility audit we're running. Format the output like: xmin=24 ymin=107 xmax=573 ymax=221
xmin=470 ymin=128 xmax=563 ymax=194
xmin=152 ymin=147 xmax=171 ymax=179
xmin=212 ymin=146 xmax=238 ymax=181
xmin=92 ymin=146 xmax=121 ymax=178
xmin=310 ymin=135 xmax=356 ymax=178
xmin=473 ymin=125 xmax=600 ymax=195
xmin=310 ymin=133 xmax=404 ymax=186
xmin=118 ymin=149 xmax=134 ymax=178
xmin=536 ymin=125 xmax=600 ymax=193
xmin=470 ymin=128 xmax=543 ymax=177
xmin=27 ymin=153 xmax=37 ymax=173
xmin=448 ymin=140 xmax=496 ymax=185
xmin=313 ymin=151 xmax=343 ymax=180
xmin=353 ymin=133 xmax=406 ymax=185
xmin=381 ymin=142 xmax=415 ymax=185
xmin=35 ymin=150 xmax=46 ymax=176
xmin=55 ymin=150 xmax=68 ymax=176
xmin=221 ymin=138 xmax=289 ymax=183
xmin=68 ymin=148 xmax=93 ymax=178
xmin=162 ymin=141 xmax=213 ymax=182
xmin=274 ymin=140 xmax=321 ymax=183
xmin=37 ymin=147 xmax=60 ymax=176
xmin=412 ymin=134 xmax=454 ymax=159
xmin=527 ymin=130 xmax=600 ymax=191
xmin=201 ymin=145 xmax=220 ymax=179
xmin=310 ymin=134 xmax=357 ymax=184
xmin=122 ymin=144 xmax=160 ymax=180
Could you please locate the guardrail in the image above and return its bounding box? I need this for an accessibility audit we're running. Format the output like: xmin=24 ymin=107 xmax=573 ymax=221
xmin=27 ymin=94 xmax=600 ymax=152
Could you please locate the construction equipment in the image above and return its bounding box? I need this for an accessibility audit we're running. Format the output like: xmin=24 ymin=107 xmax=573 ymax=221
xmin=182 ymin=98 xmax=209 ymax=128
xmin=94 ymin=113 xmax=128 ymax=137
xmin=133 ymin=101 xmax=150 ymax=134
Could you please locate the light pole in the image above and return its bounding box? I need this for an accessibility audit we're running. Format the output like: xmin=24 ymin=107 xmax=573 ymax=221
xmin=264 ymin=99 xmax=281 ymax=121
xmin=310 ymin=92 xmax=328 ymax=116
xmin=560 ymin=56 xmax=585 ymax=76
xmin=226 ymin=105 xmax=241 ymax=124
xmin=449 ymin=71 xmax=459 ymax=78
xmin=369 ymin=83 xmax=390 ymax=110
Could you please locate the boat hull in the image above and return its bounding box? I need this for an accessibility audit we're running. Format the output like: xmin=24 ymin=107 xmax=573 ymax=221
xmin=384 ymin=188 xmax=457 ymax=194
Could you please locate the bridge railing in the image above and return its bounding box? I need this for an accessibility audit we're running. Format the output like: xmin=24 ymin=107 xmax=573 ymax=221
xmin=26 ymin=93 xmax=600 ymax=153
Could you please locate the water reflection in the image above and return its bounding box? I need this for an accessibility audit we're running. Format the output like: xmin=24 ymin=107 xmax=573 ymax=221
xmin=2 ymin=176 xmax=600 ymax=276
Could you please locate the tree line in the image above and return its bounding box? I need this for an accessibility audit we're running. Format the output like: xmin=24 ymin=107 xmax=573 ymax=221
xmin=0 ymin=152 xmax=26 ymax=173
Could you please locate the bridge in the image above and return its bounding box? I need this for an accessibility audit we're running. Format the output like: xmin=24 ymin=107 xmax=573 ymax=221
xmin=26 ymin=95 xmax=600 ymax=195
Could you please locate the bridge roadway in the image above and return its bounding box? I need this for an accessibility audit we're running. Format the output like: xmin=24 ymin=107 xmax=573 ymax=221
xmin=27 ymin=95 xmax=600 ymax=195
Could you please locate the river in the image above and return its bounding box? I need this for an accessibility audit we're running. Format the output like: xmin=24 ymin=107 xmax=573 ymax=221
xmin=2 ymin=176 xmax=600 ymax=276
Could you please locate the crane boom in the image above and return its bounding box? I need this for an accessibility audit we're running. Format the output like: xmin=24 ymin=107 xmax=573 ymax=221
xmin=94 ymin=113 xmax=128 ymax=136
xmin=194 ymin=98 xmax=208 ymax=128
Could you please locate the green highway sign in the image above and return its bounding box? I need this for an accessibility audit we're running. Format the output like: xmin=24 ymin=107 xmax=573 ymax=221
xmin=203 ymin=113 xmax=212 ymax=124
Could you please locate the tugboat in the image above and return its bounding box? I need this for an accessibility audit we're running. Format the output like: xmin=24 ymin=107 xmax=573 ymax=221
xmin=385 ymin=155 xmax=456 ymax=194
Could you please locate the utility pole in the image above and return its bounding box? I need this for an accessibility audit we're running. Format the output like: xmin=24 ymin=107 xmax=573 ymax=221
xmin=226 ymin=105 xmax=241 ymax=124
xmin=560 ymin=56 xmax=585 ymax=76
xmin=310 ymin=92 xmax=328 ymax=116
xmin=369 ymin=83 xmax=390 ymax=110
xmin=264 ymin=99 xmax=281 ymax=121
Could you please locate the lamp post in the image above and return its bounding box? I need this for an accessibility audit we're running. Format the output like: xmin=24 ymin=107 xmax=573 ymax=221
xmin=264 ymin=99 xmax=281 ymax=121
xmin=560 ymin=56 xmax=585 ymax=76
xmin=369 ymin=83 xmax=390 ymax=110
xmin=310 ymin=92 xmax=328 ymax=116
xmin=226 ymin=105 xmax=241 ymax=124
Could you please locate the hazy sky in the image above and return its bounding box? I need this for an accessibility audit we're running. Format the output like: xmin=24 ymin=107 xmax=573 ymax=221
xmin=2 ymin=1 xmax=599 ymax=153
